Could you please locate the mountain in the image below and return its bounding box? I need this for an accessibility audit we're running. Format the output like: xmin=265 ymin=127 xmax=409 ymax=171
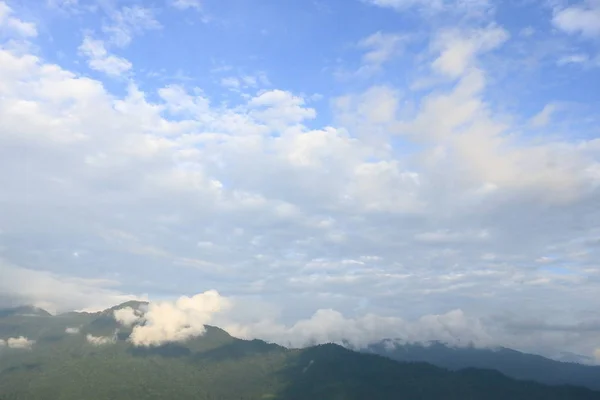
xmin=1 ymin=304 xmax=600 ymax=400
xmin=364 ymin=340 xmax=600 ymax=391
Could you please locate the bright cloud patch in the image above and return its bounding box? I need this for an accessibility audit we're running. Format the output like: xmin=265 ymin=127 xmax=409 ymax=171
xmin=0 ymin=1 xmax=37 ymax=37
xmin=127 ymin=291 xmax=231 ymax=346
xmin=86 ymin=333 xmax=117 ymax=346
xmin=431 ymin=25 xmax=508 ymax=78
xmin=78 ymin=36 xmax=132 ymax=76
xmin=114 ymin=306 xmax=145 ymax=327
xmin=225 ymin=308 xmax=494 ymax=349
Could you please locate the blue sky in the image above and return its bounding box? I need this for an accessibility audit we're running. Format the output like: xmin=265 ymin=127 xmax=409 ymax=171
xmin=1 ymin=0 xmax=600 ymax=360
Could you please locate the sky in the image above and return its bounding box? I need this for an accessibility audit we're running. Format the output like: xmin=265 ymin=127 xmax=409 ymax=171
xmin=1 ymin=0 xmax=600 ymax=362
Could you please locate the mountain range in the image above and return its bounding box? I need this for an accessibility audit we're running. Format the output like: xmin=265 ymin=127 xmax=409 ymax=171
xmin=1 ymin=302 xmax=599 ymax=400
xmin=362 ymin=339 xmax=600 ymax=391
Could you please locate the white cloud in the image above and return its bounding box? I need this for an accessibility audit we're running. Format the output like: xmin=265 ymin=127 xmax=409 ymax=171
xmin=102 ymin=5 xmax=161 ymax=47
xmin=221 ymin=77 xmax=240 ymax=89
xmin=332 ymin=85 xmax=400 ymax=150
xmin=65 ymin=327 xmax=80 ymax=334
xmin=431 ymin=25 xmax=509 ymax=78
xmin=170 ymin=0 xmax=202 ymax=10
xmin=248 ymin=90 xmax=316 ymax=127
xmin=400 ymin=64 xmax=597 ymax=203
xmin=0 ymin=336 xmax=35 ymax=349
xmin=129 ymin=291 xmax=231 ymax=346
xmin=0 ymin=1 xmax=37 ymax=37
xmin=78 ymin=36 xmax=132 ymax=76
xmin=86 ymin=333 xmax=116 ymax=345
xmin=225 ymin=308 xmax=494 ymax=349
xmin=519 ymin=26 xmax=535 ymax=37
xmin=553 ymin=1 xmax=600 ymax=38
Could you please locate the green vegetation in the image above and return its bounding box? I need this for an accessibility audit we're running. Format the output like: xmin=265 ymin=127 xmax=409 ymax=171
xmin=1 ymin=305 xmax=600 ymax=400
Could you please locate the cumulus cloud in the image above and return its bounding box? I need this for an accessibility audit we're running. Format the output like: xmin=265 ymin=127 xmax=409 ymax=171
xmin=128 ymin=291 xmax=232 ymax=346
xmin=86 ymin=333 xmax=116 ymax=345
xmin=0 ymin=336 xmax=35 ymax=349
xmin=65 ymin=327 xmax=80 ymax=334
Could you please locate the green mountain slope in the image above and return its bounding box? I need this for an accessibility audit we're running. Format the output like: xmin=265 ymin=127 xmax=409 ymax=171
xmin=1 ymin=305 xmax=600 ymax=400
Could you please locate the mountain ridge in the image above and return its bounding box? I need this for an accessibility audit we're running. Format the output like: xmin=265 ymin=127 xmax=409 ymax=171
xmin=2 ymin=303 xmax=600 ymax=399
